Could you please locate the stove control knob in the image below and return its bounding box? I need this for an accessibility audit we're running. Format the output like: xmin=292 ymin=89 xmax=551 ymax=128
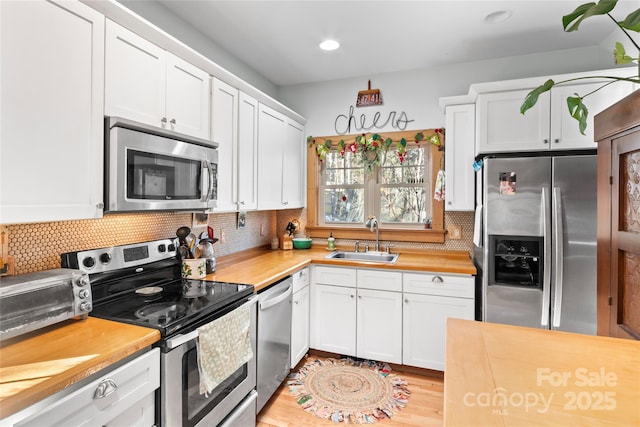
xmin=78 ymin=289 xmax=90 ymax=299
xmin=167 ymin=243 xmax=176 ymax=252
xmin=99 ymin=253 xmax=112 ymax=264
xmin=82 ymin=257 xmax=96 ymax=269
xmin=76 ymin=275 xmax=90 ymax=287
xmin=79 ymin=302 xmax=92 ymax=312
xmin=158 ymin=244 xmax=167 ymax=253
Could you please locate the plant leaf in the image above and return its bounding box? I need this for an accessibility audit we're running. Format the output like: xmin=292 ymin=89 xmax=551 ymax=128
xmin=324 ymin=139 xmax=332 ymax=149
xmin=614 ymin=42 xmax=635 ymax=64
xmin=521 ymin=79 xmax=555 ymax=114
xmin=567 ymin=96 xmax=589 ymax=135
xmin=562 ymin=0 xmax=617 ymax=32
xmin=619 ymin=8 xmax=640 ymax=32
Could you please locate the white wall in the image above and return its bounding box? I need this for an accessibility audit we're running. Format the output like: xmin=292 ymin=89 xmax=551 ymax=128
xmin=117 ymin=0 xmax=278 ymax=98
xmin=278 ymin=45 xmax=628 ymax=137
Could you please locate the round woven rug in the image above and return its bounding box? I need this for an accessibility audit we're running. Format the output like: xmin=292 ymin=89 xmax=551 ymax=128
xmin=287 ymin=358 xmax=410 ymax=423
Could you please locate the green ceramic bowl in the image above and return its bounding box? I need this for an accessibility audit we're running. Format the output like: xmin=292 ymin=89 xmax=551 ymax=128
xmin=292 ymin=237 xmax=312 ymax=249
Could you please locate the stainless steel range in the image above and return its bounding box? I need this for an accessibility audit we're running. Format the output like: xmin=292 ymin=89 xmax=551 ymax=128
xmin=61 ymin=238 xmax=257 ymax=427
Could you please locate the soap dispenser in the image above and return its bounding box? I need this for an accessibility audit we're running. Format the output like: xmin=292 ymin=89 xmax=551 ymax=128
xmin=327 ymin=232 xmax=336 ymax=250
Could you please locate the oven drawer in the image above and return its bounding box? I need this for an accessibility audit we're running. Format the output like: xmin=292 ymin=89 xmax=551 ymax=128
xmin=14 ymin=348 xmax=160 ymax=427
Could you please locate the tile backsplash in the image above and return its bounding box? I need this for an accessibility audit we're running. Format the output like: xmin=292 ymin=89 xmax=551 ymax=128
xmin=2 ymin=211 xmax=276 ymax=275
xmin=2 ymin=210 xmax=474 ymax=276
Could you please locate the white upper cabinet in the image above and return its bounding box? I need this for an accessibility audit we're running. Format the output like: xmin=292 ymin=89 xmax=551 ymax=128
xmin=257 ymin=103 xmax=305 ymax=210
xmin=211 ymin=79 xmax=259 ymax=212
xmin=476 ymin=89 xmax=550 ymax=153
xmin=476 ymin=79 xmax=636 ymax=154
xmin=237 ymin=92 xmax=259 ymax=210
xmin=549 ymin=80 xmax=636 ymax=149
xmin=282 ymin=119 xmax=306 ymax=208
xmin=1 ymin=0 xmax=104 ymax=224
xmin=105 ymin=20 xmax=210 ymax=139
xmin=211 ymin=78 xmax=239 ymax=212
xmin=444 ymin=104 xmax=475 ymax=211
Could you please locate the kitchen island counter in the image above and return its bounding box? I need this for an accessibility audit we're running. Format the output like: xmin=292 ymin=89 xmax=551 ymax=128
xmin=445 ymin=318 xmax=640 ymax=426
xmin=0 ymin=317 xmax=159 ymax=420
xmin=209 ymin=246 xmax=476 ymax=291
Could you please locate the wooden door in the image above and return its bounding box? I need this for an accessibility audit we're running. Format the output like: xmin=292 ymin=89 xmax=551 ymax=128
xmin=595 ymin=89 xmax=640 ymax=340
xmin=610 ymin=131 xmax=640 ymax=339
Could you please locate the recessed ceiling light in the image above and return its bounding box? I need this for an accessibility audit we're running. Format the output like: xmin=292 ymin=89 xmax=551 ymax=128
xmin=319 ymin=39 xmax=340 ymax=51
xmin=485 ymin=10 xmax=512 ymax=24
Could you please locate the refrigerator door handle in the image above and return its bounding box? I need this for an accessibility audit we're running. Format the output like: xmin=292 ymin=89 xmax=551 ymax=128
xmin=541 ymin=187 xmax=552 ymax=327
xmin=552 ymin=187 xmax=564 ymax=328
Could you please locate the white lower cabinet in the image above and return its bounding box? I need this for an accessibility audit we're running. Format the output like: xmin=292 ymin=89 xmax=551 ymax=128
xmin=311 ymin=266 xmax=475 ymax=371
xmin=356 ymin=288 xmax=402 ymax=364
xmin=402 ymin=273 xmax=475 ymax=371
xmin=312 ymin=282 xmax=357 ymax=356
xmin=311 ymin=266 xmax=402 ymax=364
xmin=291 ymin=267 xmax=310 ymax=368
xmin=9 ymin=348 xmax=159 ymax=427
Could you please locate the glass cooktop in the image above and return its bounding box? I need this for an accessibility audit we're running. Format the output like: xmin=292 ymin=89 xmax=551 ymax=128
xmin=90 ymin=278 xmax=253 ymax=337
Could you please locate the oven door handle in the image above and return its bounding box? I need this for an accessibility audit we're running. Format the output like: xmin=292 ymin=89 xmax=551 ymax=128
xmin=165 ymin=295 xmax=257 ymax=350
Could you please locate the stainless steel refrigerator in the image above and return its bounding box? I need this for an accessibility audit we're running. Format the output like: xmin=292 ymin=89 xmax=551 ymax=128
xmin=477 ymin=154 xmax=597 ymax=334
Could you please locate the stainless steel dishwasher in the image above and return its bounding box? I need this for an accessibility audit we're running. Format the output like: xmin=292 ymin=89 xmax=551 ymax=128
xmin=256 ymin=276 xmax=292 ymax=412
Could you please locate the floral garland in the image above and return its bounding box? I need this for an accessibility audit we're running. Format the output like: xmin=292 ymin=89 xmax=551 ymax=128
xmin=307 ymin=129 xmax=443 ymax=173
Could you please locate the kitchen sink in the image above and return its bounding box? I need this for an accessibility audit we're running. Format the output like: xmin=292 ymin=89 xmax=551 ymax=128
xmin=324 ymin=251 xmax=399 ymax=264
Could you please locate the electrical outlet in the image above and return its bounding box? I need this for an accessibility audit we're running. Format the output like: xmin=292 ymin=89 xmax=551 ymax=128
xmin=260 ymin=223 xmax=264 ymax=236
xmin=220 ymin=229 xmax=226 ymax=243
xmin=447 ymin=225 xmax=462 ymax=240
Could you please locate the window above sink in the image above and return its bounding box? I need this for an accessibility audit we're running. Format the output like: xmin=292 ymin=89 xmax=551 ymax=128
xmin=305 ymin=129 xmax=445 ymax=244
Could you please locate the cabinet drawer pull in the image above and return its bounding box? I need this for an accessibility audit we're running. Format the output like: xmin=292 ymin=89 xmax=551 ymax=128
xmin=93 ymin=378 xmax=118 ymax=399
xmin=432 ymin=276 xmax=444 ymax=283
xmin=404 ymin=298 xmax=409 ymax=304
xmin=543 ymin=139 xmax=549 ymax=144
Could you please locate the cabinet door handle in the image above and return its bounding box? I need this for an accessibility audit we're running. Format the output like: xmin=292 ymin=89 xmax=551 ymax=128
xmin=350 ymin=294 xmax=354 ymax=298
xmin=543 ymin=139 xmax=549 ymax=144
xmin=93 ymin=378 xmax=118 ymax=399
xmin=170 ymin=118 xmax=176 ymax=125
xmin=404 ymin=298 xmax=409 ymax=304
xmin=161 ymin=117 xmax=167 ymax=124
xmin=554 ymin=138 xmax=560 ymax=144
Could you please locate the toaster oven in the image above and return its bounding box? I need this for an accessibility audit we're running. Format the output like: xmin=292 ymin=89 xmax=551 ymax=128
xmin=0 ymin=268 xmax=92 ymax=341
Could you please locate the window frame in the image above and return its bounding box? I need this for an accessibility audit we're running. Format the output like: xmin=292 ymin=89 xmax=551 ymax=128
xmin=305 ymin=129 xmax=445 ymax=243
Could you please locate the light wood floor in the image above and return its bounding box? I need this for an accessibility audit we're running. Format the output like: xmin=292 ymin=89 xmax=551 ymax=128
xmin=256 ymin=355 xmax=445 ymax=427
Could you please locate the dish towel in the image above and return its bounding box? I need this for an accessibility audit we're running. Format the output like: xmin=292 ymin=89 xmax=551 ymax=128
xmin=434 ymin=169 xmax=446 ymax=201
xmin=196 ymin=302 xmax=253 ymax=395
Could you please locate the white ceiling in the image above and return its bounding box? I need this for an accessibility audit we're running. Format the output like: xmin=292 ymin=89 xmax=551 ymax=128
xmin=151 ymin=0 xmax=638 ymax=86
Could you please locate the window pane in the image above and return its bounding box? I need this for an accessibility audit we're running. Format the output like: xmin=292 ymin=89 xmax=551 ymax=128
xmin=324 ymin=188 xmax=364 ymax=223
xmin=380 ymin=187 xmax=428 ymax=223
xmin=324 ymin=151 xmax=364 ymax=185
xmin=381 ymin=147 xmax=425 ymax=184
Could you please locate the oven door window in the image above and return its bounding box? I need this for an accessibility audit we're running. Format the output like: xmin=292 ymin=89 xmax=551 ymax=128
xmin=127 ymin=149 xmax=202 ymax=200
xmin=183 ymin=345 xmax=247 ymax=427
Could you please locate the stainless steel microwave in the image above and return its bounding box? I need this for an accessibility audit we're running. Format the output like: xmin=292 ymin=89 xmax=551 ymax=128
xmin=105 ymin=117 xmax=218 ymax=212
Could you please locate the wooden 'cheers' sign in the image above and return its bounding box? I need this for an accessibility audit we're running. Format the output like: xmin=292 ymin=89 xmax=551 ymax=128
xmin=356 ymin=80 xmax=383 ymax=107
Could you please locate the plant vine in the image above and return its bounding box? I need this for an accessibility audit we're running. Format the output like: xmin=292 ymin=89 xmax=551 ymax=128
xmin=306 ymin=129 xmax=443 ymax=173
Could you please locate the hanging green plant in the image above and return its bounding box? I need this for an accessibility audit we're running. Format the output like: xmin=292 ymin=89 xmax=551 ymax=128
xmin=307 ymin=129 xmax=444 ymax=171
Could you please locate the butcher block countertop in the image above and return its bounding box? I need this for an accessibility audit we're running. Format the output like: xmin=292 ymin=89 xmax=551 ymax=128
xmin=0 ymin=245 xmax=473 ymax=419
xmin=0 ymin=317 xmax=159 ymax=419
xmin=208 ymin=246 xmax=476 ymax=291
xmin=445 ymin=318 xmax=640 ymax=426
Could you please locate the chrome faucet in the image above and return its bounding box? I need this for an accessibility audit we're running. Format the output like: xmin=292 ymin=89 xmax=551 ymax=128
xmin=365 ymin=215 xmax=380 ymax=252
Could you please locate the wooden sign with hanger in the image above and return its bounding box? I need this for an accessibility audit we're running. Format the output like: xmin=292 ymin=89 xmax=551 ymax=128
xmin=356 ymin=80 xmax=383 ymax=107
